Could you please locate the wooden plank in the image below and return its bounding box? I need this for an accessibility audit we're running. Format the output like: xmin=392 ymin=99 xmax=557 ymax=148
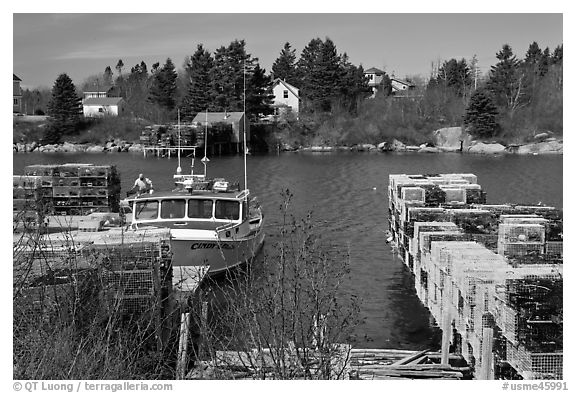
xmin=479 ymin=327 xmax=494 ymax=380
xmin=441 ymin=311 xmax=452 ymax=365
xmin=390 ymin=348 xmax=429 ymax=366
xmin=176 ymin=312 xmax=190 ymax=379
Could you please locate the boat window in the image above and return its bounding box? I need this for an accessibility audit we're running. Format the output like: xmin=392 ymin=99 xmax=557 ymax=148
xmin=134 ymin=200 xmax=158 ymax=220
xmin=187 ymin=199 xmax=213 ymax=219
xmin=161 ymin=199 xmax=186 ymax=219
xmin=215 ymin=200 xmax=240 ymax=220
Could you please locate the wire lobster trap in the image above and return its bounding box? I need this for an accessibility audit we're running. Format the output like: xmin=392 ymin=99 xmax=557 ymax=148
xmin=505 ymin=339 xmax=562 ymax=380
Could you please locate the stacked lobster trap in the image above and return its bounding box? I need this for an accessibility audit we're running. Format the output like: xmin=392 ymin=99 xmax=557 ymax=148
xmin=387 ymin=173 xmax=563 ymax=379
xmin=14 ymin=164 xmax=121 ymax=221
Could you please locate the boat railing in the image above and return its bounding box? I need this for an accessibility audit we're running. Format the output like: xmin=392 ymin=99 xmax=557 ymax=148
xmin=216 ymin=221 xmax=239 ymax=233
xmin=236 ymin=189 xmax=250 ymax=200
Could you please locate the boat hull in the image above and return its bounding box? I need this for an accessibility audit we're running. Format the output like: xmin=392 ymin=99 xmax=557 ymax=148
xmin=170 ymin=229 xmax=265 ymax=276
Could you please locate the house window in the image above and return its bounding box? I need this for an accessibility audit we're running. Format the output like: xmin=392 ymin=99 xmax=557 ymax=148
xmin=368 ymin=74 xmax=374 ymax=80
xmin=14 ymin=98 xmax=18 ymax=105
xmin=98 ymin=108 xmax=104 ymax=112
xmin=283 ymin=90 xmax=288 ymax=99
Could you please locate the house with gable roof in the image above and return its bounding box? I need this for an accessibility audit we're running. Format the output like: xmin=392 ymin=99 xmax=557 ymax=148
xmin=83 ymin=97 xmax=126 ymax=117
xmin=271 ymin=78 xmax=300 ymax=118
xmin=13 ymin=74 xmax=22 ymax=113
xmin=391 ymin=77 xmax=416 ymax=95
xmin=82 ymin=84 xmax=125 ymax=117
xmin=191 ymin=111 xmax=250 ymax=146
xmin=364 ymin=67 xmax=385 ymax=98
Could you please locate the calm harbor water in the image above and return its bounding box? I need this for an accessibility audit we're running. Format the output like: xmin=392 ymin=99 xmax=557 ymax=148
xmin=13 ymin=151 xmax=563 ymax=350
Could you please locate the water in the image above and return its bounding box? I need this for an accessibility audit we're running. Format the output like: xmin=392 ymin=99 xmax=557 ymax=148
xmin=13 ymin=151 xmax=563 ymax=349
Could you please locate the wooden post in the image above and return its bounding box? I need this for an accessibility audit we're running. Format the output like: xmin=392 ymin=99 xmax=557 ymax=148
xmin=176 ymin=312 xmax=190 ymax=379
xmin=440 ymin=311 xmax=451 ymax=365
xmin=479 ymin=327 xmax=494 ymax=380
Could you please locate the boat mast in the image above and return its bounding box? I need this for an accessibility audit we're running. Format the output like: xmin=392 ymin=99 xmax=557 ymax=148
xmin=243 ymin=59 xmax=248 ymax=192
xmin=177 ymin=108 xmax=182 ymax=174
xmin=202 ymin=109 xmax=209 ymax=178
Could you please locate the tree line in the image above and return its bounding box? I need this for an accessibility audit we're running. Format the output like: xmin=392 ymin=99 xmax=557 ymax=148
xmin=39 ymin=37 xmax=371 ymax=144
xmin=37 ymin=38 xmax=562 ymax=145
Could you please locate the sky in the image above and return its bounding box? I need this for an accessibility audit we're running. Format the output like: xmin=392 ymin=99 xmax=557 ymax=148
xmin=13 ymin=13 xmax=563 ymax=89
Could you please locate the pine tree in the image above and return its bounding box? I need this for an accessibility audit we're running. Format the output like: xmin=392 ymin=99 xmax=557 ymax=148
xmin=245 ymin=63 xmax=274 ymax=120
xmin=487 ymin=44 xmax=523 ymax=109
xmin=296 ymin=38 xmax=323 ymax=111
xmin=524 ymin=42 xmax=542 ymax=66
xmin=338 ymin=56 xmax=371 ymax=113
xmin=148 ymin=58 xmax=178 ymax=111
xmin=182 ymin=45 xmax=214 ymax=120
xmin=538 ymin=47 xmax=550 ymax=77
xmin=103 ymin=66 xmax=113 ymax=86
xmin=44 ymin=73 xmax=82 ymax=144
xmin=272 ymin=42 xmax=299 ymax=86
xmin=464 ymin=89 xmax=499 ymax=139
xmin=115 ymin=59 xmax=124 ymax=77
xmin=436 ymin=58 xmax=471 ymax=97
xmin=551 ymin=45 xmax=563 ymax=65
xmin=124 ymin=61 xmax=150 ymax=117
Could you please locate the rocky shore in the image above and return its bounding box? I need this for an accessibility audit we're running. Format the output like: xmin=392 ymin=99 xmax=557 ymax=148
xmin=13 ymin=127 xmax=562 ymax=155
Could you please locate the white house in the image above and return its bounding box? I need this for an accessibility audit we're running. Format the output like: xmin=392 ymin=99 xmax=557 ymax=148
xmin=364 ymin=67 xmax=385 ymax=98
xmin=83 ymin=97 xmax=125 ymax=117
xmin=271 ymin=79 xmax=300 ymax=118
xmin=83 ymin=85 xmax=114 ymax=100
xmin=391 ymin=77 xmax=416 ymax=94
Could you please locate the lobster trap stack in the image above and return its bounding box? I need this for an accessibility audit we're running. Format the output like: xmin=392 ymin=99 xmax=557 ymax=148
xmin=19 ymin=163 xmax=121 ymax=217
xmin=91 ymin=238 xmax=172 ymax=318
xmin=388 ymin=174 xmax=563 ymax=380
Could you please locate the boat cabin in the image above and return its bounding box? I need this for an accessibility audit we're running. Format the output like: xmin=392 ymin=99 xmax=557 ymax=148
xmin=129 ymin=190 xmax=249 ymax=231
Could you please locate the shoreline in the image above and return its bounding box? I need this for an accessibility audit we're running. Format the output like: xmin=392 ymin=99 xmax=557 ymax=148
xmin=13 ymin=139 xmax=563 ymax=156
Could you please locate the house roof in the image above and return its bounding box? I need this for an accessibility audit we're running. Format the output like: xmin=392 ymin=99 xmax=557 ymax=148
xmin=13 ymin=74 xmax=22 ymax=81
xmin=272 ymin=78 xmax=300 ymax=99
xmin=391 ymin=78 xmax=415 ymax=87
xmin=191 ymin=112 xmax=245 ymax=124
xmin=364 ymin=67 xmax=385 ymax=75
xmin=83 ymin=97 xmax=124 ymax=106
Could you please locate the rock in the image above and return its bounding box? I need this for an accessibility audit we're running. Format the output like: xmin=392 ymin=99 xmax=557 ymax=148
xmin=405 ymin=145 xmax=421 ymax=151
xmin=438 ymin=146 xmax=462 ymax=153
xmin=467 ymin=142 xmax=506 ymax=154
xmin=390 ymin=139 xmax=406 ymax=151
xmin=418 ymin=146 xmax=441 ymax=153
xmin=107 ymin=146 xmax=121 ymax=153
xmin=128 ymin=144 xmax=144 ymax=153
xmin=16 ymin=142 xmax=25 ymax=152
xmin=86 ymin=145 xmax=105 ymax=153
xmin=433 ymin=126 xmax=472 ymax=150
xmin=61 ymin=142 xmax=79 ymax=152
xmin=533 ymin=132 xmax=549 ymax=142
xmin=28 ymin=141 xmax=37 ymax=152
xmin=105 ymin=141 xmax=116 ymax=150
xmin=305 ymin=146 xmax=333 ymax=152
xmin=517 ymin=140 xmax=563 ymax=155
xmin=41 ymin=144 xmax=58 ymax=152
xmin=377 ymin=141 xmax=389 ymax=151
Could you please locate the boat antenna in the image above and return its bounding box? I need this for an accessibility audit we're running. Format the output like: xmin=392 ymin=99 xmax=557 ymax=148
xmin=177 ymin=108 xmax=182 ymax=175
xmin=243 ymin=59 xmax=248 ymax=193
xmin=202 ymin=109 xmax=209 ymax=178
